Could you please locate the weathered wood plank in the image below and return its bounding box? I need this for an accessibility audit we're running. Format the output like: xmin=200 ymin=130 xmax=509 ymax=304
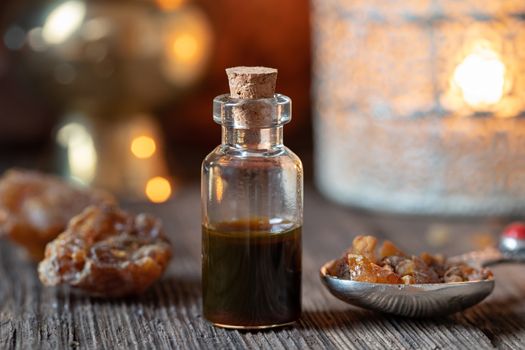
xmin=0 ymin=186 xmax=524 ymax=349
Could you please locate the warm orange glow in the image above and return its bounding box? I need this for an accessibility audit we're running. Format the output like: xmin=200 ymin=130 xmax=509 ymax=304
xmin=162 ymin=7 xmax=212 ymax=85
xmin=453 ymin=45 xmax=505 ymax=108
xmin=171 ymin=33 xmax=199 ymax=63
xmin=156 ymin=0 xmax=185 ymax=11
xmin=145 ymin=177 xmax=172 ymax=203
xmin=215 ymin=177 xmax=224 ymax=202
xmin=131 ymin=136 xmax=156 ymax=159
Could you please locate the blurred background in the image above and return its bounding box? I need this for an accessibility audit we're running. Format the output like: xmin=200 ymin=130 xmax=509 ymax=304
xmin=0 ymin=0 xmax=311 ymax=203
xmin=0 ymin=0 xmax=524 ymax=217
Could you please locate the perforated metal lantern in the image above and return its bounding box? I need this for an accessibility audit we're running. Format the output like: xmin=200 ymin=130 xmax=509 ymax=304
xmin=312 ymin=0 xmax=525 ymax=215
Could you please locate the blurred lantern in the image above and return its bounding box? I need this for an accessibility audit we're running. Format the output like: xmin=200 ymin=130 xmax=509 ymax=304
xmin=312 ymin=0 xmax=525 ymax=215
xmin=4 ymin=0 xmax=212 ymax=201
xmin=56 ymin=112 xmax=175 ymax=202
xmin=19 ymin=0 xmax=213 ymax=105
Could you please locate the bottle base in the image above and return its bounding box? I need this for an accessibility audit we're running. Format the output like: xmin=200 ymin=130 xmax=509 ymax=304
xmin=209 ymin=320 xmax=297 ymax=330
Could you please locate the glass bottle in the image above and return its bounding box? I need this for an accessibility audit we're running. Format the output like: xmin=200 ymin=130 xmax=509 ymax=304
xmin=201 ymin=69 xmax=303 ymax=329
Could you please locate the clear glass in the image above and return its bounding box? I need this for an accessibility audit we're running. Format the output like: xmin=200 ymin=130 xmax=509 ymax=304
xmin=201 ymin=94 xmax=303 ymax=329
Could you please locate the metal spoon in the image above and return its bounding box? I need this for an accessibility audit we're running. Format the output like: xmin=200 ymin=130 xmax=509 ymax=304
xmin=320 ymin=229 xmax=525 ymax=317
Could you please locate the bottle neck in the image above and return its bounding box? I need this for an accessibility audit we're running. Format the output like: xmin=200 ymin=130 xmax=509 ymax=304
xmin=221 ymin=126 xmax=283 ymax=150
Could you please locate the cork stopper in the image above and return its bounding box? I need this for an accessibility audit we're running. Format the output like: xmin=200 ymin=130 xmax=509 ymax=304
xmin=226 ymin=66 xmax=278 ymax=99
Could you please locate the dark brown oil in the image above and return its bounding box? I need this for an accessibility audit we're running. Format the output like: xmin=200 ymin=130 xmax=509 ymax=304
xmin=202 ymin=220 xmax=301 ymax=328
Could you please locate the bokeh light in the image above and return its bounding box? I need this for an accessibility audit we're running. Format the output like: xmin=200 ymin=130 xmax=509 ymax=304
xmin=171 ymin=33 xmax=199 ymax=63
xmin=162 ymin=7 xmax=212 ymax=85
xmin=156 ymin=0 xmax=186 ymax=12
xmin=3 ymin=26 xmax=25 ymax=50
xmin=42 ymin=1 xmax=86 ymax=45
xmin=27 ymin=27 xmax=47 ymax=52
xmin=131 ymin=136 xmax=157 ymax=159
xmin=56 ymin=122 xmax=97 ymax=184
xmin=453 ymin=44 xmax=506 ymax=108
xmin=145 ymin=177 xmax=172 ymax=203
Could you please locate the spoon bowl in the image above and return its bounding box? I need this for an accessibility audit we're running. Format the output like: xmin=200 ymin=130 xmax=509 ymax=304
xmin=320 ymin=225 xmax=525 ymax=317
xmin=320 ymin=260 xmax=495 ymax=317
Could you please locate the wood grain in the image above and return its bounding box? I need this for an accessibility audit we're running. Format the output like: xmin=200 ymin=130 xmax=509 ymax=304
xmin=1 ymin=186 xmax=524 ymax=349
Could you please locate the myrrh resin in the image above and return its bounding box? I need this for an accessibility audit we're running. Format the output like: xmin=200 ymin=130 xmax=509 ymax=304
xmin=202 ymin=220 xmax=301 ymax=328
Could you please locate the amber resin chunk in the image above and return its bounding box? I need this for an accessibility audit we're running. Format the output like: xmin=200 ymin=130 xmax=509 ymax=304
xmin=345 ymin=254 xmax=402 ymax=284
xmin=38 ymin=205 xmax=172 ymax=297
xmin=331 ymin=235 xmax=493 ymax=284
xmin=0 ymin=169 xmax=115 ymax=259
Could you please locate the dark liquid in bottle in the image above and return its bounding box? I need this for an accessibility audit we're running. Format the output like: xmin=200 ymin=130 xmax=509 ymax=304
xmin=202 ymin=220 xmax=301 ymax=328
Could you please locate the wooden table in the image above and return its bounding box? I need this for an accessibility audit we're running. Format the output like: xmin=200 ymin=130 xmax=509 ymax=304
xmin=1 ymin=185 xmax=524 ymax=349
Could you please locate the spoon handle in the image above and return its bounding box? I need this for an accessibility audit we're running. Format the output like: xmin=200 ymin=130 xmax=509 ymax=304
xmin=450 ymin=247 xmax=505 ymax=267
xmin=496 ymin=222 xmax=525 ymax=265
xmin=452 ymin=222 xmax=525 ymax=267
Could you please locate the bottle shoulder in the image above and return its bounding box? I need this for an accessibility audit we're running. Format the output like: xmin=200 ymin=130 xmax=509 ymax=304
xmin=282 ymin=146 xmax=303 ymax=169
xmin=202 ymin=145 xmax=302 ymax=172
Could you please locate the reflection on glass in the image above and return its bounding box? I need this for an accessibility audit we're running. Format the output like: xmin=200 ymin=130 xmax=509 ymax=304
xmin=156 ymin=0 xmax=186 ymax=12
xmin=56 ymin=122 xmax=97 ymax=185
xmin=214 ymin=176 xmax=224 ymax=203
